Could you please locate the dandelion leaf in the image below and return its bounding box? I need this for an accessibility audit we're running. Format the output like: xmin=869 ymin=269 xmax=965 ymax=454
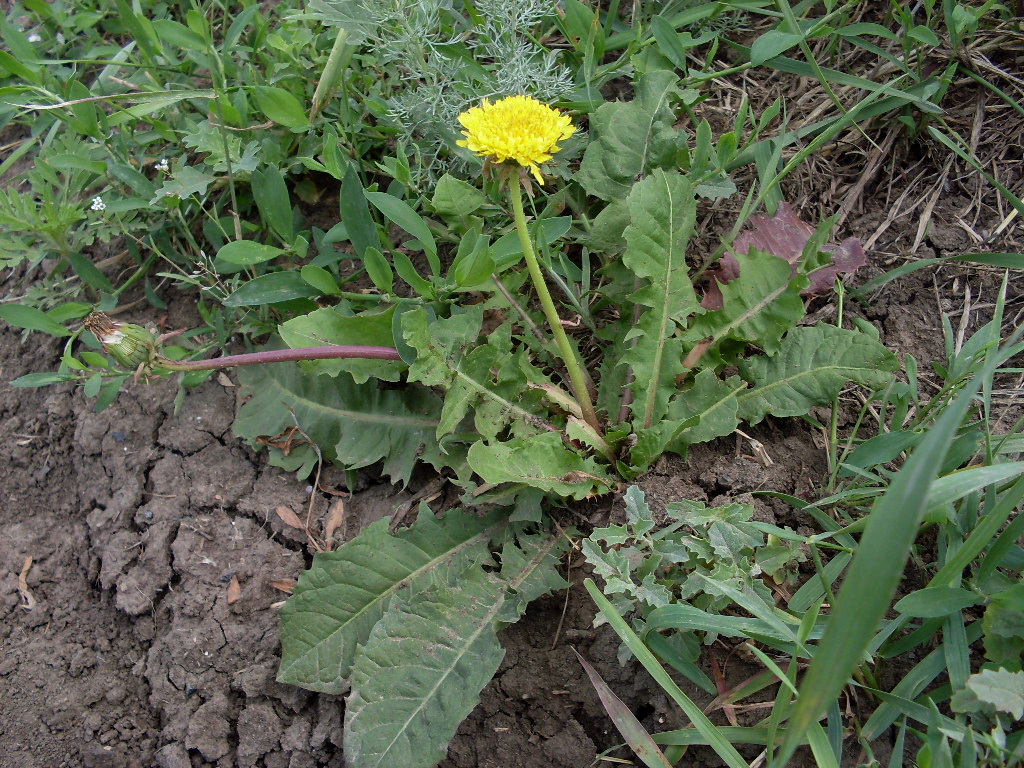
xmin=467 ymin=432 xmax=615 ymax=500
xmin=234 ymin=346 xmax=446 ymax=484
xmin=277 ymin=509 xmax=506 ymax=693
xmin=403 ymin=307 xmax=553 ymax=441
xmin=737 ymin=324 xmax=898 ymax=425
xmin=688 ymin=248 xmax=806 ymax=357
xmin=665 ymin=370 xmax=746 ymax=456
xmin=343 ymin=533 xmax=565 ymax=768
xmin=578 ymin=70 xmax=685 ymax=201
xmin=619 ymin=169 xmax=699 ymax=427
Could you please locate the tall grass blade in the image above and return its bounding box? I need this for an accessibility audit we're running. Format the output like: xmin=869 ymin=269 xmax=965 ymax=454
xmin=585 ymin=579 xmax=751 ymax=768
xmin=772 ymin=347 xmax=1004 ymax=765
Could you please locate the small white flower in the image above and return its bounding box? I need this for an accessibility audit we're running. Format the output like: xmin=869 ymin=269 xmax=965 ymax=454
xmin=27 ymin=33 xmax=42 ymax=43
xmin=155 ymin=158 xmax=170 ymax=173
xmin=90 ymin=196 xmax=106 ymax=212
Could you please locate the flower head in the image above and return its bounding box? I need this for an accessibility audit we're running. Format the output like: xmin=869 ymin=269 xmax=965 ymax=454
xmin=457 ymin=95 xmax=574 ymax=185
xmin=90 ymin=196 xmax=106 ymax=212
xmin=84 ymin=312 xmax=156 ymax=370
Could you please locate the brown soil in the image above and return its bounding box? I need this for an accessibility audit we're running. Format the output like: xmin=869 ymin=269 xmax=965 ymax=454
xmin=2 ymin=26 xmax=1023 ymax=768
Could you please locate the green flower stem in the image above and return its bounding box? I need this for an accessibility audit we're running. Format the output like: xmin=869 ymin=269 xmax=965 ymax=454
xmin=508 ymin=173 xmax=601 ymax=434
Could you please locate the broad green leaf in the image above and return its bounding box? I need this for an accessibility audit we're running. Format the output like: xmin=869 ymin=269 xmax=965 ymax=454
xmin=152 ymin=164 xmax=216 ymax=202
xmin=0 ymin=304 xmax=72 ymax=336
xmin=750 ymin=30 xmax=806 ymax=65
xmin=449 ymin=226 xmax=494 ymax=287
xmin=253 ymin=85 xmax=309 ymax=130
xmin=620 ymin=169 xmax=698 ymax=428
xmin=223 ymin=272 xmax=320 ymax=306
xmin=46 ymin=303 xmax=93 ymax=323
xmin=299 ymin=265 xmax=341 ymax=296
xmin=150 ymin=18 xmax=207 ymax=51
xmin=587 ymin=199 xmax=629 ymax=254
xmin=687 ymin=249 xmax=806 ymax=356
xmin=362 ymin=246 xmax=394 ymax=294
xmin=306 ymin=0 xmax=378 ymax=42
xmin=467 ymin=432 xmax=614 ymax=500
xmin=982 ymin=583 xmax=1024 ymax=668
xmin=577 ymin=70 xmax=684 ymax=201
xmin=666 ymin=370 xmax=746 ymax=454
xmin=278 ymin=306 xmax=404 ymax=383
xmin=251 ymin=166 xmax=295 ymax=243
xmin=9 ymin=372 xmax=77 ymax=387
xmin=69 ymin=253 xmax=114 ymax=292
xmin=277 ymin=509 xmax=505 ymax=692
xmin=364 ymin=190 xmax=439 ymax=275
xmin=490 ymin=216 xmax=573 ymax=272
xmin=216 ymin=240 xmax=284 ymax=266
xmin=234 ymin=350 xmax=446 ymax=485
xmin=431 ymin=173 xmax=486 ymax=217
xmin=344 ymin=533 xmax=565 ymax=768
xmin=737 ymin=325 xmax=898 ymax=425
xmin=950 ymin=669 xmax=1024 ymax=719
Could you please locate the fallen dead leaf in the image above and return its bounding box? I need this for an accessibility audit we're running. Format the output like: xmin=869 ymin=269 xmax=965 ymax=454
xmin=18 ymin=556 xmax=35 ymax=610
xmin=269 ymin=578 xmax=296 ymax=594
xmin=226 ymin=575 xmax=241 ymax=605
xmin=324 ymin=499 xmax=346 ymax=543
xmin=275 ymin=506 xmax=306 ymax=531
xmin=216 ymin=372 xmax=234 ymax=387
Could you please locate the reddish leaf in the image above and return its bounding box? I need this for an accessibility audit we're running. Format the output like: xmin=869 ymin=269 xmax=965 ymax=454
xmin=703 ymin=202 xmax=867 ymax=309
xmin=573 ymin=648 xmax=673 ymax=768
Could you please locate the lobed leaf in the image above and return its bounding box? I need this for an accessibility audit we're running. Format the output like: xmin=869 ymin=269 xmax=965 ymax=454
xmin=666 ymin=370 xmax=746 ymax=456
xmin=403 ymin=308 xmax=553 ymax=442
xmin=577 ymin=70 xmax=684 ymax=202
xmin=233 ymin=349 xmax=447 ymax=484
xmin=619 ymin=169 xmax=698 ymax=428
xmin=467 ymin=432 xmax=615 ymax=500
xmin=737 ymin=324 xmax=898 ymax=425
xmin=689 ymin=248 xmax=806 ymax=357
xmin=278 ymin=306 xmax=405 ymax=383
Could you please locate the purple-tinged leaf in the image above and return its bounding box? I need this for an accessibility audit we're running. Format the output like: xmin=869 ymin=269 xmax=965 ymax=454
xmin=703 ymin=203 xmax=867 ymax=309
xmin=572 ymin=648 xmax=674 ymax=768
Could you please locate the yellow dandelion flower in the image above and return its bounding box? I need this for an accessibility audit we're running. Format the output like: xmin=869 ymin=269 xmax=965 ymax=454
xmin=457 ymin=95 xmax=575 ymax=185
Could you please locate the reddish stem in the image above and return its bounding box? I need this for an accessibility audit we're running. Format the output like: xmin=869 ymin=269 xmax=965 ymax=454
xmin=165 ymin=345 xmax=402 ymax=371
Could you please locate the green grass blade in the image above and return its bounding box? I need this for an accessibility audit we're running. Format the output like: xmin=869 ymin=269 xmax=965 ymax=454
xmin=772 ymin=363 xmax=994 ymax=765
xmin=929 ymin=477 xmax=1024 ymax=585
xmin=585 ymin=579 xmax=751 ymax=768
